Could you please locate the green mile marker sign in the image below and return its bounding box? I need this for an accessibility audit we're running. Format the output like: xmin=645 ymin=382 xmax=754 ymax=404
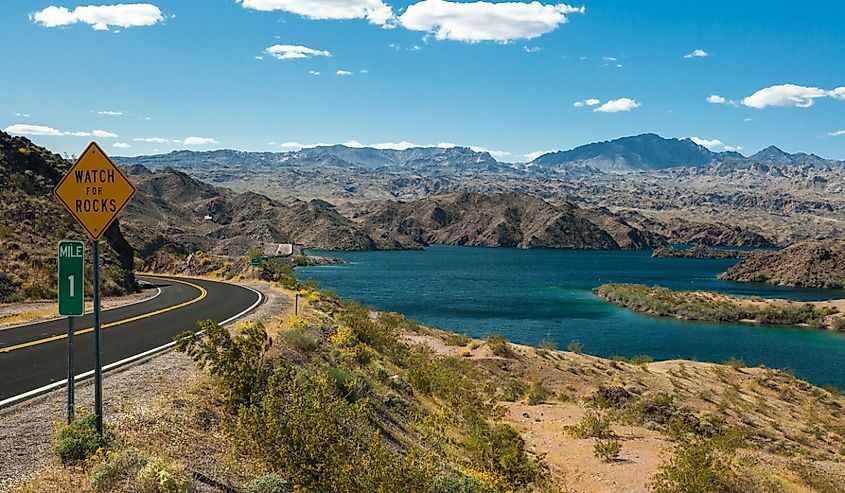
xmin=58 ymin=240 xmax=85 ymax=317
xmin=251 ymin=258 xmax=263 ymax=266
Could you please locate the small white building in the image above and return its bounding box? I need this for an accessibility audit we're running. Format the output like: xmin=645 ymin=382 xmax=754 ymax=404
xmin=263 ymin=243 xmax=301 ymax=258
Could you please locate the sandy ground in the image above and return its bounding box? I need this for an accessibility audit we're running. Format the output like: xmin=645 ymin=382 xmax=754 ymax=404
xmin=0 ymin=280 xmax=285 ymax=492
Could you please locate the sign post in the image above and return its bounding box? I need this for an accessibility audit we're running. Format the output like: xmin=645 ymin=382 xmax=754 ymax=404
xmin=54 ymin=142 xmax=136 ymax=435
xmin=58 ymin=240 xmax=85 ymax=423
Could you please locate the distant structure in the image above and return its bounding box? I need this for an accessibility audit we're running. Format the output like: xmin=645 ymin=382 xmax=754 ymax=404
xmin=263 ymin=242 xmax=301 ymax=258
xmin=203 ymin=214 xmax=213 ymax=221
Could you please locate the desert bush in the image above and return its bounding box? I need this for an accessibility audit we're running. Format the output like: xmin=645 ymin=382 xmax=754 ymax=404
xmin=136 ymin=457 xmax=193 ymax=493
xmin=260 ymin=260 xmax=296 ymax=289
xmin=429 ymin=469 xmax=495 ymax=493
xmin=593 ymin=439 xmax=622 ymax=462
xmin=90 ymin=448 xmax=147 ymax=492
xmin=651 ymin=432 xmax=743 ymax=493
xmin=587 ymin=386 xmax=633 ymax=410
xmin=245 ymin=473 xmax=291 ymax=493
xmin=526 ymin=381 xmax=550 ymax=405
xmin=175 ymin=320 xmax=272 ymax=411
xmin=629 ymin=354 xmax=654 ymax=365
xmin=499 ymin=379 xmax=526 ymax=402
xmin=485 ymin=333 xmax=515 ymax=358
xmin=723 ymin=358 xmax=746 ymax=370
xmin=565 ymin=412 xmax=616 ymax=439
xmin=445 ymin=333 xmax=472 ymax=347
xmin=465 ymin=421 xmax=547 ymax=490
xmin=279 ymin=329 xmax=317 ymax=353
xmin=568 ymin=340 xmax=583 ymax=354
xmin=55 ymin=413 xmax=109 ymax=465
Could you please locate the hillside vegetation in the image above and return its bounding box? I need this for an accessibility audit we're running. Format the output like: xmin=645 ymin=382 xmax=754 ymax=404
xmin=0 ymin=132 xmax=137 ymax=301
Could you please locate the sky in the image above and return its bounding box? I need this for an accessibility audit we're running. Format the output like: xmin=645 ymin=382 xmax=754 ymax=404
xmin=1 ymin=0 xmax=844 ymax=161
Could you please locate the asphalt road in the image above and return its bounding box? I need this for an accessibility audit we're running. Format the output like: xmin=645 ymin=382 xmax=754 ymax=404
xmin=0 ymin=275 xmax=262 ymax=401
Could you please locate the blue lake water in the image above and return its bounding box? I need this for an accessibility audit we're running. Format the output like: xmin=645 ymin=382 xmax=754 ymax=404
xmin=299 ymin=246 xmax=845 ymax=388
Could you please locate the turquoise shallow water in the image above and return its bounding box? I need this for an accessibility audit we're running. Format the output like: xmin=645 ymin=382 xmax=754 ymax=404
xmin=299 ymin=246 xmax=845 ymax=388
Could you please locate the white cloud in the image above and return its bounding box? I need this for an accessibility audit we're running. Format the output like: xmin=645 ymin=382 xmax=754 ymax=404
xmin=602 ymin=56 xmax=616 ymax=61
xmin=573 ymin=98 xmax=601 ymax=108
xmin=183 ymin=136 xmax=219 ymax=146
xmin=684 ymin=49 xmax=709 ymax=58
xmin=468 ymin=146 xmax=510 ymax=158
xmin=265 ymin=44 xmax=331 ymax=60
xmin=706 ymin=94 xmax=726 ymax=104
xmin=573 ymin=101 xmax=584 ymax=108
xmin=98 ymin=110 xmax=123 ymax=116
xmin=686 ymin=137 xmax=741 ymax=152
xmin=741 ymin=84 xmax=845 ymax=109
xmin=4 ymin=124 xmax=63 ymax=136
xmin=360 ymin=69 xmax=369 ymax=74
xmin=398 ymin=0 xmax=585 ymax=43
xmin=409 ymin=44 xmax=422 ymax=51
xmin=594 ymin=97 xmax=640 ymax=113
xmin=31 ymin=3 xmax=164 ymax=31
xmin=336 ymin=69 xmax=353 ymax=76
xmin=238 ymin=0 xmax=394 ymax=26
xmin=113 ymin=142 xmax=131 ymax=149
xmin=133 ymin=137 xmax=173 ymax=144
xmin=523 ymin=45 xmax=541 ymax=53
xmin=308 ymin=70 xmax=321 ymax=75
xmin=388 ymin=43 xmax=401 ymax=50
xmin=828 ymin=130 xmax=845 ymax=137
xmin=4 ymin=123 xmax=117 ymax=138
xmin=524 ymin=149 xmax=554 ymax=161
xmin=14 ymin=113 xmax=31 ymax=117
xmin=254 ymin=55 xmax=264 ymax=60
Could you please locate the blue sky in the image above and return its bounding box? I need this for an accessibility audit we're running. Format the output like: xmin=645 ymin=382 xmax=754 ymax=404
xmin=1 ymin=0 xmax=844 ymax=161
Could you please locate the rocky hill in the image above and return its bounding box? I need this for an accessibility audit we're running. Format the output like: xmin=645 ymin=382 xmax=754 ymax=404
xmin=719 ymin=240 xmax=845 ymax=289
xmin=121 ymin=166 xmax=411 ymax=255
xmin=344 ymin=192 xmax=663 ymax=249
xmin=0 ymin=132 xmax=137 ymax=301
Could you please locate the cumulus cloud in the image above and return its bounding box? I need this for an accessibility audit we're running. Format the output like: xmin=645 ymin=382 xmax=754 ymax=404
xmin=308 ymin=70 xmax=321 ymax=76
xmin=31 ymin=3 xmax=164 ymax=30
xmin=706 ymin=94 xmax=726 ymax=104
xmin=524 ymin=149 xmax=554 ymax=161
xmin=593 ymin=98 xmax=640 ymax=113
xmin=336 ymin=69 xmax=353 ymax=76
xmin=238 ymin=0 xmax=394 ymax=26
xmin=686 ymin=137 xmax=741 ymax=152
xmin=684 ymin=49 xmax=709 ymax=58
xmin=183 ymin=136 xmax=219 ymax=146
xmin=4 ymin=123 xmax=117 ymax=138
xmin=113 ymin=142 xmax=131 ymax=149
xmin=398 ymin=0 xmax=585 ymax=43
xmin=573 ymin=98 xmax=600 ymax=108
xmin=4 ymin=124 xmax=63 ymax=136
xmin=265 ymin=44 xmax=331 ymax=60
xmin=742 ymin=83 xmax=845 ymax=109
xmin=828 ymin=130 xmax=845 ymax=137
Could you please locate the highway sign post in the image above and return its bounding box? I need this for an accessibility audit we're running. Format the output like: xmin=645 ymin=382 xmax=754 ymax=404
xmin=58 ymin=240 xmax=85 ymax=423
xmin=54 ymin=142 xmax=136 ymax=435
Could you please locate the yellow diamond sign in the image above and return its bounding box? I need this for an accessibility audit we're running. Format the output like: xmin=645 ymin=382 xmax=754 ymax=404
xmin=54 ymin=142 xmax=137 ymax=241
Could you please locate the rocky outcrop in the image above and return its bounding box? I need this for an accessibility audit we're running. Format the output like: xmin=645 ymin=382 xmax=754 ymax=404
xmin=345 ymin=192 xmax=662 ymax=249
xmin=719 ymin=240 xmax=845 ymax=288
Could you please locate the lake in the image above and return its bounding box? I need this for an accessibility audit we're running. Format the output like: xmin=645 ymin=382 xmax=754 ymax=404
xmin=299 ymin=246 xmax=845 ymax=388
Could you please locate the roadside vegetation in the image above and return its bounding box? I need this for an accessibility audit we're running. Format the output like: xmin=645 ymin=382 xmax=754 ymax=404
xmin=595 ymin=283 xmax=839 ymax=329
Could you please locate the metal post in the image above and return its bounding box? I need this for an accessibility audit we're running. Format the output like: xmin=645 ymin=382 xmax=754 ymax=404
xmin=92 ymin=240 xmax=103 ymax=436
xmin=295 ymin=281 xmax=300 ymax=316
xmin=67 ymin=317 xmax=75 ymax=424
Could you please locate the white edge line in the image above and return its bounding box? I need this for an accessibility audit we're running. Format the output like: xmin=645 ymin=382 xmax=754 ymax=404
xmin=0 ymin=281 xmax=264 ymax=410
xmin=0 ymin=280 xmax=163 ymax=332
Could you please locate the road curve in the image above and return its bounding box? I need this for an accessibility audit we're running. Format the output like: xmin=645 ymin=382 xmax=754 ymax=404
xmin=0 ymin=275 xmax=263 ymax=402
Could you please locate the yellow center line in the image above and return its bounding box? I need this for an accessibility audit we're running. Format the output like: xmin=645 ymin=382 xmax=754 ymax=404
xmin=0 ymin=277 xmax=207 ymax=354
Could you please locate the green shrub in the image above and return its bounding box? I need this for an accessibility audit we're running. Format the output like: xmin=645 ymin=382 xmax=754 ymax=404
xmin=90 ymin=448 xmax=147 ymax=492
xmin=465 ymin=421 xmax=547 ymax=489
xmin=429 ymin=470 xmax=495 ymax=493
xmin=444 ymin=333 xmax=472 ymax=347
xmin=651 ymin=433 xmax=742 ymax=493
xmin=629 ymin=354 xmax=654 ymax=365
xmin=526 ymin=381 xmax=550 ymax=405
xmin=723 ymin=358 xmax=745 ymax=370
xmin=499 ymin=379 xmax=526 ymax=402
xmin=279 ymin=329 xmax=318 ymax=353
xmin=594 ymin=439 xmax=622 ymax=462
xmin=55 ymin=413 xmax=108 ymax=465
xmin=564 ymin=412 xmax=616 ymax=439
xmin=568 ymin=340 xmax=583 ymax=354
xmin=260 ymin=260 xmax=296 ymax=289
xmin=246 ymin=473 xmax=291 ymax=493
xmin=136 ymin=457 xmax=193 ymax=493
xmin=175 ymin=320 xmax=272 ymax=411
xmin=486 ymin=333 xmax=514 ymax=358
